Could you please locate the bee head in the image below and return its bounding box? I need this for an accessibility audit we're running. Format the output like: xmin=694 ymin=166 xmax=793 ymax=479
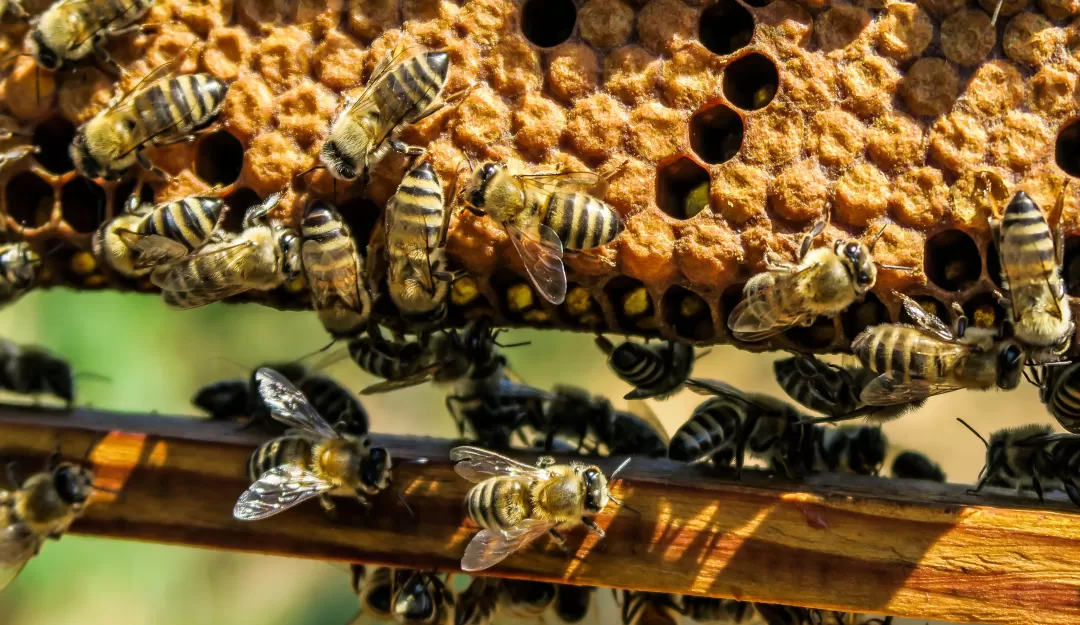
xmin=320 ymin=136 xmax=363 ymax=182
xmin=996 ymin=342 xmax=1025 ymax=390
xmin=28 ymin=30 xmax=62 ymax=70
xmin=53 ymin=463 xmax=94 ymax=506
xmin=835 ymin=239 xmax=877 ymax=294
xmin=580 ymin=465 xmax=610 ymax=513
xmin=393 ymin=573 xmax=439 ymax=622
xmin=361 ymin=444 xmax=392 ymax=491
xmin=464 ymin=162 xmax=502 ymax=215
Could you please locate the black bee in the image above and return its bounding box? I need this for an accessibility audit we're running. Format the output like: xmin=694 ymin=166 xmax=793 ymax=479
xmin=0 ymin=340 xmax=75 ymax=407
xmin=392 ymin=571 xmax=454 ymax=625
xmin=553 ymin=584 xmax=595 ymax=623
xmin=890 ymin=450 xmax=946 ymax=482
xmin=959 ymin=419 xmax=1080 ymax=505
xmin=531 ymin=385 xmax=668 ymax=457
xmin=596 ymin=336 xmax=695 ymax=400
xmin=680 ymin=596 xmax=757 ymax=623
xmin=1028 ymin=361 xmax=1080 ymax=434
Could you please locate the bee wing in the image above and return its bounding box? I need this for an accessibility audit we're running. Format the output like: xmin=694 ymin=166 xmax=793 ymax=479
xmin=461 ymin=519 xmax=557 ymax=572
xmin=61 ymin=0 xmax=149 ymax=52
xmin=727 ymin=271 xmax=814 ymax=340
xmin=685 ymin=377 xmax=744 ymax=398
xmin=505 ymin=223 xmax=567 ymax=305
xmin=153 ymin=239 xmax=258 ymax=306
xmin=103 ymin=44 xmax=190 ymax=114
xmin=897 ymin=294 xmax=956 ymax=343
xmin=302 ymin=239 xmax=366 ymax=313
xmin=626 ymin=400 xmax=670 ymax=443
xmin=359 ymin=364 xmax=441 ymax=394
xmin=351 ymin=44 xmax=439 ymax=145
xmin=116 ymin=229 xmax=191 ymax=270
xmin=449 ymin=446 xmax=551 ymax=482
xmin=0 ymin=515 xmax=43 ymax=592
xmin=516 ymin=171 xmax=601 ymax=194
xmin=858 ymin=372 xmax=967 ymax=406
xmin=232 ymin=465 xmax=335 ymax=521
xmin=255 ymin=367 xmax=341 ymax=438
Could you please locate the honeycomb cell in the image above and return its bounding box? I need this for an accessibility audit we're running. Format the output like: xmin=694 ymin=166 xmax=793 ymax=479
xmin=547 ymin=43 xmax=600 ymax=102
xmin=604 ymin=45 xmax=661 ymax=105
xmin=951 ymin=168 xmax=1010 ymax=228
xmin=512 ymin=95 xmax=568 ymax=156
xmin=60 ymin=178 xmax=106 ymax=234
xmin=244 ymin=132 xmax=312 ymax=196
xmin=663 ymin=285 xmax=716 ymax=341
xmin=867 ymin=113 xmax=924 ymax=172
xmin=566 ymin=93 xmax=628 ymax=161
xmin=113 ymin=179 xmax=155 ymax=213
xmin=699 ymin=0 xmax=754 ymax=56
xmin=1040 ymin=0 xmax=1080 ymax=20
xmin=960 ymin=60 xmax=1024 ymax=117
xmin=711 ymin=162 xmax=769 ymax=225
xmin=603 ymin=157 xmax=654 ymax=215
xmin=743 ymin=104 xmax=802 ymax=166
xmin=901 ymin=58 xmax=959 ymax=118
xmin=195 ymin=131 xmax=244 ymax=187
xmin=834 ymin=163 xmax=889 ymax=227
xmin=313 ymin=30 xmax=368 ymax=92
xmin=842 ymin=292 xmax=888 ymax=341
xmin=919 ymin=0 xmax=965 ymax=17
xmin=5 ymin=58 xmax=57 ymax=120
xmin=963 ymin=292 xmax=1008 ymax=333
xmin=674 ymin=219 xmax=743 ymax=288
xmin=1030 ymin=65 xmax=1079 ymax=118
xmin=349 ymin=0 xmax=403 ymax=42
xmin=689 ymin=101 xmax=743 ymax=165
xmin=202 ymin=28 xmax=250 ymax=82
xmin=403 ymin=0 xmax=459 ymax=27
xmin=990 ymin=111 xmax=1051 ymax=171
xmin=812 ymin=109 xmax=866 ymax=168
xmin=940 ymin=10 xmax=995 ymax=67
xmin=770 ymin=159 xmax=828 ymax=224
xmin=754 ymin=0 xmax=812 ymax=52
xmin=630 ymin=102 xmax=686 ymax=162
xmin=781 ymin=51 xmax=837 ymax=110
xmin=929 ymin=112 xmax=989 ymax=173
xmin=1003 ymin=12 xmax=1060 ymax=66
xmin=57 ymin=67 xmax=112 ymax=125
xmin=256 ymin=26 xmax=313 ymax=92
xmin=724 ymin=53 xmax=778 ymax=111
xmin=876 ymin=2 xmax=932 ymax=61
xmin=639 ymin=0 xmax=697 ymax=55
xmin=177 ymin=0 xmax=232 ymax=35
xmin=221 ymin=188 xmax=267 ymax=232
xmin=338 ymin=196 xmax=387 ymax=253
xmin=486 ymin=36 xmax=542 ymax=98
xmin=31 ymin=117 xmax=75 ymax=175
xmin=521 ymin=0 xmax=577 ymax=48
xmin=784 ymin=317 xmax=836 ymax=351
xmin=891 ymin=166 xmax=949 ymax=229
xmin=453 ymin=87 xmax=512 ymax=159
xmin=275 ymin=83 xmax=337 ymax=148
xmin=925 ymin=229 xmax=982 ymax=291
xmin=561 ymin=284 xmax=603 ymax=328
xmin=661 ymin=44 xmax=723 ymax=110
xmin=720 ymin=282 xmax=747 ymax=334
xmin=5 ymin=172 xmax=53 ymax=229
xmin=605 ymin=276 xmax=658 ymax=332
xmin=617 ymin=210 xmax=679 ymax=284
xmin=220 ymin=76 xmax=275 ymax=141
xmin=656 ymin=155 xmax=710 ymax=220
xmin=1057 ymin=119 xmax=1080 ymax=177
xmin=816 ymin=5 xmax=871 ymax=53
xmin=579 ymin=0 xmax=635 ymax=48
xmin=840 ymin=55 xmax=901 ymax=117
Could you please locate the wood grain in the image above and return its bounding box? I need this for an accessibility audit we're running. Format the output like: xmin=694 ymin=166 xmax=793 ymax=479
xmin=0 ymin=406 xmax=1077 ymax=624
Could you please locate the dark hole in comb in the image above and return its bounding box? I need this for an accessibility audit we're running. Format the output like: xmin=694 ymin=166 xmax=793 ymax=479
xmin=195 ymin=131 xmax=244 ymax=187
xmin=699 ymin=0 xmax=755 ymax=56
xmin=986 ymin=239 xmax=1004 ymax=290
xmin=1063 ymin=236 xmax=1080 ymax=297
xmin=31 ymin=116 xmax=75 ymax=175
xmin=1056 ymin=118 xmax=1080 ymax=178
xmin=656 ymin=156 xmax=711 ymax=220
xmin=222 ymin=187 xmax=263 ymax=233
xmin=962 ymin=291 xmax=1007 ymax=335
xmin=521 ymin=0 xmax=576 ymax=48
xmin=663 ymin=285 xmax=715 ymax=342
xmin=784 ymin=316 xmax=836 ymax=350
xmin=112 ymin=178 xmax=156 ymax=217
xmin=723 ymin=52 xmax=778 ymax=111
xmin=720 ymin=282 xmax=746 ymax=337
xmin=5 ymin=171 xmax=53 ymax=228
xmin=841 ymin=291 xmax=888 ymax=341
xmin=741 ymin=0 xmax=771 ymax=6
xmin=605 ymin=275 xmax=658 ymax=335
xmin=60 ymin=177 xmax=106 ymax=234
xmin=925 ymin=229 xmax=981 ymax=292
xmin=337 ymin=196 xmax=383 ymax=248
xmin=690 ymin=102 xmax=744 ymax=165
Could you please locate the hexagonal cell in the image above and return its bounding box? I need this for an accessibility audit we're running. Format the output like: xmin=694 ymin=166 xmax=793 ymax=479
xmin=604 ymin=276 xmax=659 ymax=334
xmin=841 ymin=292 xmax=888 ymax=340
xmin=900 ymin=295 xmax=948 ymax=326
xmin=690 ymin=101 xmax=744 ymax=165
xmin=925 ymin=229 xmax=982 ymax=292
xmin=1063 ymin=236 xmax=1080 ymax=296
xmin=561 ymin=283 xmax=605 ymax=329
xmin=60 ymin=177 xmax=106 ymax=233
xmin=195 ymin=131 xmax=245 ymax=187
xmin=338 ymin=196 xmax=383 ymax=248
xmin=490 ymin=268 xmax=551 ymax=324
xmin=448 ymin=275 xmax=493 ymax=327
xmin=723 ymin=52 xmax=778 ymax=111
xmin=55 ymin=245 xmax=107 ymax=289
xmin=699 ymin=0 xmax=755 ymax=57
xmin=5 ymin=171 xmax=53 ymax=229
xmin=221 ymin=187 xmax=263 ymax=233
xmin=521 ymin=0 xmax=576 ymax=48
xmin=962 ymin=291 xmax=1007 ymax=333
xmin=31 ymin=116 xmax=75 ymax=175
xmin=1056 ymin=118 xmax=1080 ymax=178
xmin=784 ymin=316 xmax=836 ymax=350
xmin=656 ymin=155 xmax=711 ymax=220
xmin=113 ymin=178 xmax=155 ymax=214
xmin=662 ymin=285 xmax=715 ymax=342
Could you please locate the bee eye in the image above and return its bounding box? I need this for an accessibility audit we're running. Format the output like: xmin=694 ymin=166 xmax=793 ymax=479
xmin=846 ymin=243 xmax=859 ymax=255
xmin=1005 ymin=345 xmax=1022 ymax=365
xmin=857 ymin=271 xmax=871 ymax=285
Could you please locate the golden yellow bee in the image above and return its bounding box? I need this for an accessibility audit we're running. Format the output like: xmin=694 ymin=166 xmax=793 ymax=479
xmin=301 ymin=200 xmax=371 ymax=338
xmin=28 ymin=0 xmax=155 ymax=72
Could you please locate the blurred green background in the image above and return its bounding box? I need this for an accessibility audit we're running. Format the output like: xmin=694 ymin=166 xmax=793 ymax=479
xmin=0 ymin=289 xmax=1046 ymax=624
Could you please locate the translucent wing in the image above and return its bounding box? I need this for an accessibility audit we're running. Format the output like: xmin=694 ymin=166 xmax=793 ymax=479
xmin=116 ymin=230 xmax=190 ymax=270
xmin=232 ymin=465 xmax=335 ymax=521
xmin=897 ymin=294 xmax=956 ymax=342
xmin=858 ymin=372 xmax=967 ymax=406
xmin=685 ymin=377 xmax=746 ymax=399
xmin=516 ymin=171 xmax=600 ymax=195
xmin=62 ymin=0 xmax=147 ymax=50
xmin=350 ymin=45 xmax=439 ymax=146
xmin=105 ymin=46 xmax=190 ymax=115
xmin=255 ymin=368 xmax=340 ymax=438
xmin=302 ymin=239 xmax=366 ymax=312
xmin=727 ymin=273 xmax=812 ymax=341
xmin=0 ymin=505 xmax=42 ymax=592
xmin=450 ymin=446 xmax=551 ymax=483
xmin=461 ymin=519 xmax=557 ymax=572
xmin=359 ymin=365 xmax=441 ymax=394
xmin=506 ymin=223 xmax=566 ymax=305
xmin=626 ymin=400 xmax=669 ymax=443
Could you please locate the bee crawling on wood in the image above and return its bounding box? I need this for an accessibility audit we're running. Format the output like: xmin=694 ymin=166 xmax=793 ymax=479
xmin=617 ymin=590 xmax=683 ymax=625
xmin=890 ymin=450 xmax=946 ymax=483
xmin=0 ymin=339 xmax=76 ymax=407
xmin=530 ymin=384 xmax=668 ymax=457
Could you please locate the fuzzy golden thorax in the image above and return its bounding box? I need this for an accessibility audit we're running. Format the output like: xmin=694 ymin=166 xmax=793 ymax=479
xmin=71 ymin=115 xmax=137 ymax=180
xmin=464 ymin=163 xmax=526 ymax=225
xmin=14 ymin=465 xmax=93 ymax=536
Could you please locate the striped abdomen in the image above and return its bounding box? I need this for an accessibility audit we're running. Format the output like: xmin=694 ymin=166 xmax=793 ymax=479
xmin=1044 ymin=363 xmax=1080 ymax=432
xmin=374 ymin=51 xmax=450 ymax=124
xmin=852 ymin=325 xmax=964 ymax=383
xmin=542 ymin=193 xmax=623 ymax=250
xmin=387 ymin=161 xmax=446 ymax=263
xmin=669 ymin=398 xmax=744 ymax=464
xmin=139 ymin=196 xmax=224 ymax=251
xmin=999 ymin=191 xmax=1058 ymax=291
xmin=347 ymin=338 xmax=423 ymax=380
xmin=247 ymin=436 xmax=314 ymax=480
xmin=301 ymin=202 xmax=361 ymax=300
xmin=94 ymin=212 xmax=147 ymax=278
xmin=773 ymin=356 xmax=855 ymax=416
xmin=608 ymin=342 xmax=666 ymax=388
xmin=132 ymin=74 xmax=227 ymax=145
xmin=465 ymin=476 xmax=531 ymax=531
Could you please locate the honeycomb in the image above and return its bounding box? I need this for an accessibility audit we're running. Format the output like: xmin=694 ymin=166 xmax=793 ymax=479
xmin=2 ymin=0 xmax=1080 ymax=350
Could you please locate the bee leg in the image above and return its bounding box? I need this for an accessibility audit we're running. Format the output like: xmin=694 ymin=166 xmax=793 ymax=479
xmin=135 ymin=151 xmax=170 ymax=180
xmin=798 ymin=219 xmax=828 ymax=262
xmin=387 ymin=138 xmax=426 ymax=158
xmin=91 ymin=40 xmax=123 ymax=76
xmin=547 ymin=529 xmax=568 ymax=548
xmin=582 ymin=517 xmax=605 ymax=538
xmin=1062 ymin=476 xmax=1080 ymax=508
xmin=319 ymin=494 xmax=340 ymax=519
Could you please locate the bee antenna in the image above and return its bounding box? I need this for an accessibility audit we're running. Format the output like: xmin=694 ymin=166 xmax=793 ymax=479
xmin=297 ymin=164 xmax=325 ymax=181
xmin=609 ymin=456 xmax=632 ymax=480
xmin=609 ymin=494 xmax=640 ymax=515
xmin=956 ymin=418 xmax=990 ymax=450
xmin=392 ymin=457 xmax=430 ymax=470
xmin=396 ymin=490 xmax=415 ymax=518
xmin=869 ymin=223 xmax=889 ymax=252
xmin=92 ymin=484 xmax=122 ymax=495
xmin=875 ymin=263 xmax=915 ymax=271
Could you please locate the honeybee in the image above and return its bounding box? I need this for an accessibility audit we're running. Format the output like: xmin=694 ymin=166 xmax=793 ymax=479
xmin=531 ymin=385 xmax=668 ymax=457
xmin=451 ymin=445 xmax=630 ymax=571
xmin=890 ymin=450 xmax=945 ymax=482
xmin=553 ymin=584 xmax=595 ymax=623
xmin=462 ymin=162 xmax=626 ymax=305
xmin=321 ymin=45 xmax=451 ymax=183
xmin=753 ymin=605 xmax=890 ymax=625
xmin=233 ymin=368 xmax=391 ymax=520
xmin=94 ymin=191 xmax=225 ymax=279
xmin=619 ymin=591 xmax=683 ymax=625
xmin=992 ymin=190 xmax=1073 ymax=363
xmin=302 ymin=200 xmax=371 ymax=338
xmin=28 ymin=0 xmax=154 ymax=72
xmin=455 ymin=576 xmax=502 ymax=625
xmin=1028 ymin=361 xmax=1080 ymax=434
xmin=349 ymin=327 xmax=431 ymax=389
xmin=0 ymin=339 xmax=75 ymax=406
xmin=798 ymin=425 xmax=888 ymax=477
xmin=1 ymin=455 xmax=97 ymax=591
xmin=679 ymin=597 xmax=757 ymax=624
xmin=499 ymin=579 xmax=556 ymax=619
xmin=155 ymin=193 xmax=302 ymax=309
xmin=847 ymin=294 xmax=1025 ymax=409
xmin=71 ymin=58 xmax=228 ymax=180
xmin=392 ymin=571 xmax=455 ymax=625
xmin=0 ymin=243 xmax=40 ymax=308
xmin=0 ymin=145 xmax=37 ymax=173
xmin=728 ymin=222 xmax=900 ymax=342
xmin=958 ymin=420 xmax=1072 ymax=504
xmin=595 ymin=336 xmax=694 ymax=400
xmin=350 ymin=565 xmax=398 ymax=622
xmin=385 ymin=160 xmax=454 ymax=325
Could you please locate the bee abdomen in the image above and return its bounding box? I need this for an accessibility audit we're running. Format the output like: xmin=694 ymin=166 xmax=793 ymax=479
xmin=855 ymin=326 xmax=948 ymax=382
xmin=141 ymin=197 xmax=223 ymax=250
xmin=669 ymin=399 xmax=741 ymax=463
xmin=134 ymin=74 xmax=227 ymax=141
xmin=608 ymin=342 xmax=665 ymax=388
xmin=466 ymin=478 xmax=528 ymax=530
xmin=1045 ymin=364 xmax=1080 ymax=432
xmin=543 ymin=194 xmax=623 ymax=250
xmin=380 ymin=52 xmax=450 ymax=122
xmin=248 ymin=437 xmax=312 ymax=480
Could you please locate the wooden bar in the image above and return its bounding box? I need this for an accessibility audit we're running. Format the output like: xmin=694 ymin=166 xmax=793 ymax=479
xmin=0 ymin=406 xmax=1077 ymax=624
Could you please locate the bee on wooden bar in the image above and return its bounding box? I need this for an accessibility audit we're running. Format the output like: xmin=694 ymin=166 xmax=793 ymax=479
xmin=531 ymin=384 xmax=668 ymax=457
xmin=679 ymin=597 xmax=757 ymax=624
xmin=595 ymin=336 xmax=694 ymax=400
xmin=0 ymin=339 xmax=75 ymax=406
xmin=754 ymin=605 xmax=892 ymax=625
xmin=0 ymin=243 xmax=40 ymax=309
xmin=890 ymin=450 xmax=945 ymax=482
xmin=451 ymin=445 xmax=631 ymax=571
xmin=302 ymin=200 xmax=371 ymax=339
xmin=1 ymin=454 xmax=101 ymax=591
xmin=385 ymin=160 xmax=454 ymax=326
xmin=321 ymin=45 xmax=451 ymax=183
xmin=392 ymin=571 xmax=455 ymax=625
xmin=29 ymin=0 xmax=155 ymax=73
xmin=773 ymin=354 xmax=925 ymax=424
xmin=462 ymin=161 xmax=625 ymax=305
xmin=1028 ymin=361 xmax=1080 ymax=434
xmin=233 ymin=368 xmax=391 ymax=520
xmin=553 ymin=584 xmax=595 ymax=623
xmin=992 ymin=189 xmax=1073 ymax=363
xmin=618 ymin=591 xmax=683 ymax=625
xmin=71 ymin=55 xmax=228 ymax=180
xmin=155 ymin=193 xmax=302 ymax=308
xmin=728 ymin=222 xmax=905 ymax=342
xmin=800 ymin=425 xmax=887 ymax=477
xmin=957 ymin=419 xmax=1080 ymax=505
